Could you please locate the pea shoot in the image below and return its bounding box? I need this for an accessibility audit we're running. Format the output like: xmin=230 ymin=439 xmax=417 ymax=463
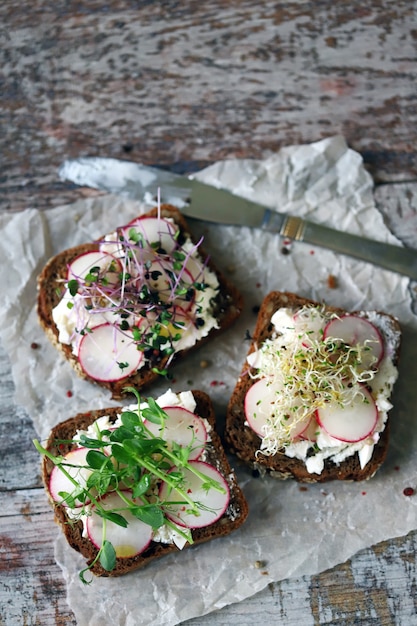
xmin=34 ymin=387 xmax=227 ymax=584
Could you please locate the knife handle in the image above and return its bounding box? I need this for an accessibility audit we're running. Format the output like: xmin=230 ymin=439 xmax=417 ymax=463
xmin=269 ymin=213 xmax=417 ymax=280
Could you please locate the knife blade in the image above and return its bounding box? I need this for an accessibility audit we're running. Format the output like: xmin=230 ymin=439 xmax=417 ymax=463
xmin=59 ymin=157 xmax=417 ymax=280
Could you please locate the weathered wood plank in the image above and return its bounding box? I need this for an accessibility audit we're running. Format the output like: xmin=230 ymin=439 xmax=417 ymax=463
xmin=1 ymin=2 xmax=417 ymax=623
xmin=0 ymin=339 xmax=44 ymax=492
xmin=184 ymin=530 xmax=417 ymax=625
xmin=1 ymin=487 xmax=416 ymax=626
xmin=0 ymin=491 xmax=76 ymax=626
xmin=1 ymin=247 xmax=417 ymax=626
xmin=1 ymin=0 xmax=417 ymax=212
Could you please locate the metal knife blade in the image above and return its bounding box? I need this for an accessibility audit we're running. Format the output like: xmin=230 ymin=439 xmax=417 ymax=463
xmin=59 ymin=157 xmax=193 ymax=206
xmin=59 ymin=157 xmax=417 ymax=280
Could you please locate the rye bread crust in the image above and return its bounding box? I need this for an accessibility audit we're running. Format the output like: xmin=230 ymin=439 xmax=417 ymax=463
xmin=37 ymin=204 xmax=243 ymax=399
xmin=225 ymin=291 xmax=402 ymax=483
xmin=42 ymin=390 xmax=249 ymax=577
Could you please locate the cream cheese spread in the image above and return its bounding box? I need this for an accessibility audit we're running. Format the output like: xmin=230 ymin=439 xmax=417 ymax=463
xmin=246 ymin=306 xmax=399 ymax=475
xmin=52 ymin=217 xmax=220 ymax=364
xmin=69 ymin=390 xmax=208 ymax=548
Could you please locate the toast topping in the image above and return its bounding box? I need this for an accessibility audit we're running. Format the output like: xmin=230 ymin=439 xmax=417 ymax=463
xmin=245 ymin=306 xmax=398 ymax=475
xmin=34 ymin=389 xmax=232 ymax=583
xmin=52 ymin=215 xmax=220 ymax=382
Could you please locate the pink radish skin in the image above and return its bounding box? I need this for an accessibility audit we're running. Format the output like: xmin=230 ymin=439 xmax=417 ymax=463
xmin=122 ymin=217 xmax=179 ymax=253
xmin=245 ymin=376 xmax=312 ymax=440
xmin=144 ymin=405 xmax=207 ymax=460
xmin=316 ymin=385 xmax=378 ymax=443
xmin=86 ymin=490 xmax=153 ymax=558
xmin=49 ymin=447 xmax=93 ymax=507
xmin=159 ymin=461 xmax=230 ymax=529
xmin=78 ymin=323 xmax=143 ymax=382
xmin=323 ymin=315 xmax=384 ymax=370
xmin=68 ymin=251 xmax=122 ymax=286
xmin=180 ymin=255 xmax=210 ymax=285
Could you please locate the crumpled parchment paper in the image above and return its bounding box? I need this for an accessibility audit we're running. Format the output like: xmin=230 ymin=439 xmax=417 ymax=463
xmin=1 ymin=136 xmax=416 ymax=625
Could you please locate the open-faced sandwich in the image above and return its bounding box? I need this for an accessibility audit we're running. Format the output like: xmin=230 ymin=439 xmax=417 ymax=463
xmin=225 ymin=291 xmax=402 ymax=482
xmin=37 ymin=204 xmax=243 ymax=398
xmin=35 ymin=388 xmax=248 ymax=580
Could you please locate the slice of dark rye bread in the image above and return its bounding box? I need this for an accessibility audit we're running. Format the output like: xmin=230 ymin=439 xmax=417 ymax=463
xmin=225 ymin=291 xmax=402 ymax=483
xmin=37 ymin=204 xmax=243 ymax=399
xmin=42 ymin=390 xmax=249 ymax=577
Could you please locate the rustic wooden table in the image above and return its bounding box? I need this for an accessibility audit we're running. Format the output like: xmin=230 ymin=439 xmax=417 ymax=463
xmin=1 ymin=2 xmax=417 ymax=624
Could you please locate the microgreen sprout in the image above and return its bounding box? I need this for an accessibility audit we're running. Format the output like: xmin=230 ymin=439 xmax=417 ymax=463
xmin=33 ymin=386 xmax=225 ymax=584
xmin=253 ymin=306 xmax=381 ymax=454
xmin=61 ymin=217 xmax=220 ymax=379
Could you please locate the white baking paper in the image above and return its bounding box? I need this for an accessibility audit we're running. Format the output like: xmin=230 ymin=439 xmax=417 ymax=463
xmin=1 ymin=136 xmax=416 ymax=625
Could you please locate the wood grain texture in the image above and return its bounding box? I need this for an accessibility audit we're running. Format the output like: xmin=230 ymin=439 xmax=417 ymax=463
xmin=1 ymin=0 xmax=417 ymax=212
xmin=1 ymin=2 xmax=417 ymax=624
xmin=1 ymin=361 xmax=417 ymax=626
xmin=2 ymin=180 xmax=417 ymax=625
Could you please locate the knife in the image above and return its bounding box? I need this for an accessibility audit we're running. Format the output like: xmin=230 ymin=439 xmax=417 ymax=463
xmin=59 ymin=157 xmax=417 ymax=280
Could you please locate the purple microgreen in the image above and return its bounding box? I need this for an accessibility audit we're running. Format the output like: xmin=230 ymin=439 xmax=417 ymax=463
xmin=60 ymin=215 xmax=219 ymax=378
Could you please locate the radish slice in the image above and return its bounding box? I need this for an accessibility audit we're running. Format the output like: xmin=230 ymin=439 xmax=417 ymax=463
xmin=316 ymin=385 xmax=378 ymax=443
xmin=86 ymin=490 xmax=153 ymax=558
xmin=323 ymin=315 xmax=384 ymax=370
xmin=298 ymin=418 xmax=320 ymax=443
xmin=78 ymin=323 xmax=143 ymax=382
xmin=293 ymin=309 xmax=324 ymax=347
xmin=49 ymin=447 xmax=93 ymax=507
xmin=68 ymin=251 xmax=121 ymax=286
xmin=245 ymin=377 xmax=277 ymax=436
xmin=144 ymin=406 xmax=207 ymax=460
xmin=122 ymin=217 xmax=179 ymax=253
xmin=245 ymin=376 xmax=312 ymax=440
xmin=159 ymin=461 xmax=230 ymax=529
xmin=181 ymin=255 xmax=208 ymax=284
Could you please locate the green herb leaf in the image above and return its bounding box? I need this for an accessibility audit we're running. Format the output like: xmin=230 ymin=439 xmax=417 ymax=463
xmin=57 ymin=490 xmax=79 ymax=508
xmin=141 ymin=398 xmax=167 ymax=425
xmin=171 ymin=441 xmax=191 ymax=466
xmin=121 ymin=410 xmax=143 ymax=431
xmin=33 ymin=375 xmax=226 ymax=583
xmin=84 ymin=272 xmax=98 ymax=283
xmin=86 ymin=471 xmax=112 ymax=495
xmin=110 ymin=425 xmax=136 ymax=443
xmin=111 ymin=443 xmax=135 ymax=465
xmin=100 ymin=540 xmax=117 ymax=571
xmin=131 ymin=473 xmax=152 ymax=498
xmin=123 ymin=437 xmax=164 ymax=457
xmin=95 ymin=508 xmax=129 ymax=528
xmin=78 ymin=435 xmax=107 ymax=449
xmin=67 ymin=279 xmax=79 ymax=296
xmin=151 ymin=367 xmax=169 ymax=377
xmin=86 ymin=450 xmax=113 ymax=471
xmin=128 ymin=228 xmax=145 ymax=245
xmin=131 ymin=504 xmax=164 ymax=528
